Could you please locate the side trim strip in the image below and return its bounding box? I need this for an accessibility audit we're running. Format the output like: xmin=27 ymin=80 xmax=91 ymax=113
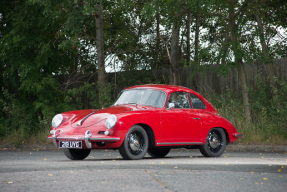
xmin=90 ymin=138 xmax=120 ymax=141
xmin=157 ymin=142 xmax=202 ymax=145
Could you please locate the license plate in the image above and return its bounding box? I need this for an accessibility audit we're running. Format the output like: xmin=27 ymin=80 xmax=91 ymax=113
xmin=59 ymin=141 xmax=82 ymax=148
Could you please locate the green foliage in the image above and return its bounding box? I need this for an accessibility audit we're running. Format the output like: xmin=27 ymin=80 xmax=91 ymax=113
xmin=0 ymin=0 xmax=286 ymax=146
xmin=249 ymin=76 xmax=287 ymax=136
xmin=205 ymin=79 xmax=287 ymax=144
xmin=0 ymin=80 xmax=114 ymax=140
xmin=65 ymin=82 xmax=114 ymax=109
xmin=1 ymin=88 xmax=36 ymax=138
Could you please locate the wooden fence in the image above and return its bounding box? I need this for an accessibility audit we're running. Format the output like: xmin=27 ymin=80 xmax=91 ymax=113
xmin=152 ymin=57 xmax=287 ymax=95
xmin=57 ymin=57 xmax=287 ymax=97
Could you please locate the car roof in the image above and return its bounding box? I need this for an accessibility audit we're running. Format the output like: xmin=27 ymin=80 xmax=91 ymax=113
xmin=124 ymin=84 xmax=218 ymax=113
xmin=124 ymin=84 xmax=197 ymax=94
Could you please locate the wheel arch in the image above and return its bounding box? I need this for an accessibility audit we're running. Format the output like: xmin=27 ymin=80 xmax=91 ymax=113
xmin=136 ymin=123 xmax=156 ymax=148
xmin=203 ymin=127 xmax=230 ymax=145
xmin=215 ymin=127 xmax=230 ymax=145
xmin=221 ymin=127 xmax=230 ymax=145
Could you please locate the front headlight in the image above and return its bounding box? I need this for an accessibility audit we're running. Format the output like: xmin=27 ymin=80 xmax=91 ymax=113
xmin=105 ymin=115 xmax=117 ymax=129
xmin=51 ymin=114 xmax=63 ymax=128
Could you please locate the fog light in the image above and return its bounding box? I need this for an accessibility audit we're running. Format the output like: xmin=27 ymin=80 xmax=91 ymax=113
xmin=104 ymin=131 xmax=110 ymax=135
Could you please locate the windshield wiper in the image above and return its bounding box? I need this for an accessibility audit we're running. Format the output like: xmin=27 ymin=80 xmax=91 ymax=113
xmin=124 ymin=102 xmax=137 ymax=104
xmin=142 ymin=104 xmax=157 ymax=107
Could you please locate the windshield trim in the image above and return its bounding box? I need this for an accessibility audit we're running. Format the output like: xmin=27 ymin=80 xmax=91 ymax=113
xmin=114 ymin=88 xmax=167 ymax=108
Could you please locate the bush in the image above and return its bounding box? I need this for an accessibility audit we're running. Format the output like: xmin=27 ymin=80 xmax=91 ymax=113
xmin=249 ymin=76 xmax=287 ymax=137
xmin=1 ymin=88 xmax=36 ymax=139
xmin=205 ymin=78 xmax=287 ymax=144
xmin=0 ymin=79 xmax=114 ymax=143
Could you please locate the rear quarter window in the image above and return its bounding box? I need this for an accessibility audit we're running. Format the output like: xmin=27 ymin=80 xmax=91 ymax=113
xmin=189 ymin=93 xmax=206 ymax=109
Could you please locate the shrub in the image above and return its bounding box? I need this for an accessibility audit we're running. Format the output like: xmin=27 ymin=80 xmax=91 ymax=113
xmin=0 ymin=79 xmax=114 ymax=143
xmin=205 ymin=78 xmax=287 ymax=144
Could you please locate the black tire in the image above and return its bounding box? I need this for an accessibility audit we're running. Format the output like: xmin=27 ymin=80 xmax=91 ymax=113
xmin=119 ymin=125 xmax=148 ymax=160
xmin=199 ymin=128 xmax=226 ymax=157
xmin=63 ymin=148 xmax=91 ymax=160
xmin=147 ymin=148 xmax=170 ymax=158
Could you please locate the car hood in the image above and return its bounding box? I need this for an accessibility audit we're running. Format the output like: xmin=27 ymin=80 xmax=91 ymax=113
xmin=70 ymin=104 xmax=156 ymax=128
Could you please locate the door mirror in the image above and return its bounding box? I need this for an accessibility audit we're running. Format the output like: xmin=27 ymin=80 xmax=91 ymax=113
xmin=167 ymin=103 xmax=175 ymax=110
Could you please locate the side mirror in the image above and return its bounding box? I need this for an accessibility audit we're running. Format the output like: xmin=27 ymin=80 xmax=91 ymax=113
xmin=167 ymin=103 xmax=175 ymax=110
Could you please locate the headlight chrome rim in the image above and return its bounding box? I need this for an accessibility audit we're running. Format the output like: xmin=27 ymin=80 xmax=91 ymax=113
xmin=51 ymin=114 xmax=63 ymax=128
xmin=105 ymin=115 xmax=117 ymax=129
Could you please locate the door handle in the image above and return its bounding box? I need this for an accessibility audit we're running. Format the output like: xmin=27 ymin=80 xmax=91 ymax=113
xmin=193 ymin=118 xmax=200 ymax=120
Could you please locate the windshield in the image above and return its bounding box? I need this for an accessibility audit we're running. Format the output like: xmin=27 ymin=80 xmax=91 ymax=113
xmin=114 ymin=89 xmax=166 ymax=108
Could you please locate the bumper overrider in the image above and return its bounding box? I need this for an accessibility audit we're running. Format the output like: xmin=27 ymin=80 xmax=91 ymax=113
xmin=232 ymin=132 xmax=243 ymax=138
xmin=47 ymin=130 xmax=120 ymax=149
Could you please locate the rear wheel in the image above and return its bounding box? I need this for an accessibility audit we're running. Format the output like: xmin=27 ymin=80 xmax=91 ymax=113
xmin=147 ymin=148 xmax=170 ymax=158
xmin=199 ymin=128 xmax=226 ymax=157
xmin=119 ymin=125 xmax=148 ymax=160
xmin=63 ymin=148 xmax=91 ymax=160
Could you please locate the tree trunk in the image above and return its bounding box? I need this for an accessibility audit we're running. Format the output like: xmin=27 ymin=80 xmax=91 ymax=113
xmin=179 ymin=26 xmax=185 ymax=61
xmin=186 ymin=13 xmax=191 ymax=66
xmin=194 ymin=12 xmax=200 ymax=64
xmin=156 ymin=13 xmax=160 ymax=69
xmin=254 ymin=12 xmax=276 ymax=95
xmin=220 ymin=24 xmax=230 ymax=66
xmin=228 ymin=1 xmax=251 ymax=120
xmin=159 ymin=35 xmax=175 ymax=85
xmin=237 ymin=60 xmax=251 ymax=120
xmin=170 ymin=15 xmax=181 ymax=85
xmin=95 ymin=3 xmax=106 ymax=108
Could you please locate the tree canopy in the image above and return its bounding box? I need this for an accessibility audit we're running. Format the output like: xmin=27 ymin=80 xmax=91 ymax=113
xmin=0 ymin=0 xmax=286 ymax=137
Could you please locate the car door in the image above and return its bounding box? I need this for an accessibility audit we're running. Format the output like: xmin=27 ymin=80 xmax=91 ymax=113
xmin=160 ymin=92 xmax=202 ymax=144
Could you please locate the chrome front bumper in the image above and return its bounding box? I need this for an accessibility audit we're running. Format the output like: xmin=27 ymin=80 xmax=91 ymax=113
xmin=48 ymin=129 xmax=120 ymax=148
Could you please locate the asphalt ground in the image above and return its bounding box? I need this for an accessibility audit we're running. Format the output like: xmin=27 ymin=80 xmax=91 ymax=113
xmin=0 ymin=148 xmax=286 ymax=192
xmin=1 ymin=143 xmax=286 ymax=152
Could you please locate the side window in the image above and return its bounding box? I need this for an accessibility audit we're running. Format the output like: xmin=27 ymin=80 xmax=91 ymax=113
xmin=190 ymin=93 xmax=206 ymax=109
xmin=167 ymin=92 xmax=191 ymax=109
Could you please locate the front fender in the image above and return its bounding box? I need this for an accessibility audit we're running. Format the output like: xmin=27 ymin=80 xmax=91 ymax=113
xmin=114 ymin=110 xmax=162 ymax=143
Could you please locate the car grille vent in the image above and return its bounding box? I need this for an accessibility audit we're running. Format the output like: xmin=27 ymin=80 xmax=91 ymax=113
xmin=98 ymin=131 xmax=105 ymax=134
xmin=96 ymin=142 xmax=105 ymax=147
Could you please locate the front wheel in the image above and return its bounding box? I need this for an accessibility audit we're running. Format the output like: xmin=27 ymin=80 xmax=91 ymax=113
xmin=63 ymin=148 xmax=91 ymax=160
xmin=148 ymin=148 xmax=170 ymax=158
xmin=119 ymin=125 xmax=148 ymax=160
xmin=199 ymin=128 xmax=226 ymax=157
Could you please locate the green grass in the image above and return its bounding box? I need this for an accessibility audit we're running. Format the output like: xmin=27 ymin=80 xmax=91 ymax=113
xmin=0 ymin=125 xmax=52 ymax=146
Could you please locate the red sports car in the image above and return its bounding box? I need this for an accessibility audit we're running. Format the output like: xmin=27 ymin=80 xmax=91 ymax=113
xmin=48 ymin=84 xmax=242 ymax=160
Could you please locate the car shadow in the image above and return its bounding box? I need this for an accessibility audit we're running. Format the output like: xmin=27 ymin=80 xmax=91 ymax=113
xmin=80 ymin=155 xmax=206 ymax=161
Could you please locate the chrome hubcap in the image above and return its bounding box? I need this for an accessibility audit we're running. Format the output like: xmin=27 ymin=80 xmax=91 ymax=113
xmin=129 ymin=133 xmax=141 ymax=151
xmin=209 ymin=133 xmax=220 ymax=149
xmin=127 ymin=131 xmax=145 ymax=155
xmin=207 ymin=130 xmax=222 ymax=153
